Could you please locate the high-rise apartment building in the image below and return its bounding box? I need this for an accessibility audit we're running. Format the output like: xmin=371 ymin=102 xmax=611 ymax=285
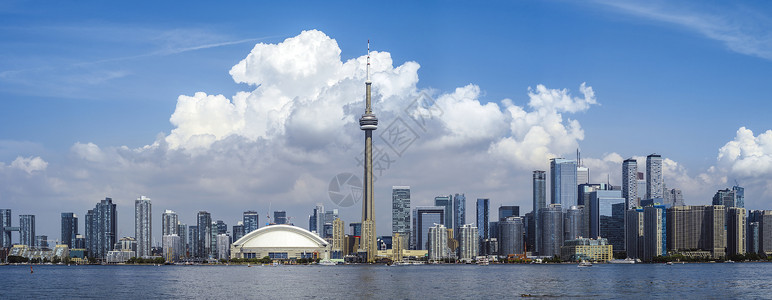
xmin=1 ymin=209 xmax=12 ymax=248
xmin=216 ymin=234 xmax=230 ymax=260
xmin=643 ymin=204 xmax=666 ymax=261
xmin=413 ymin=206 xmax=445 ymax=250
xmin=540 ymin=204 xmax=563 ymax=258
xmin=162 ymin=209 xmax=179 ymax=237
xmin=162 ymin=234 xmax=184 ymax=262
xmin=622 ymin=158 xmax=638 ymax=210
xmin=332 ymin=218 xmax=345 ymax=254
xmin=243 ymin=211 xmax=259 ymax=234
xmin=134 ymin=196 xmax=152 ymax=258
xmin=197 ymin=211 xmax=212 ymax=258
xmin=61 ymin=212 xmax=78 ymax=248
xmin=435 ymin=195 xmax=453 ymax=229
xmin=625 ymin=208 xmax=644 ymax=259
xmin=458 ymin=223 xmax=478 ymax=262
xmin=476 ymin=198 xmax=489 ymax=253
xmin=392 ymin=186 xmax=411 ymax=248
xmin=646 ymin=154 xmax=663 ymax=199
xmin=428 ymin=223 xmax=449 ymax=261
xmin=727 ymin=207 xmax=746 ymax=256
xmin=550 ymin=158 xmax=578 ymax=209
xmin=19 ymin=214 xmax=35 ymax=248
xmin=533 ymin=170 xmax=546 ymax=255
xmin=232 ymin=222 xmax=245 ymax=242
xmin=564 ymin=206 xmax=583 ymax=242
xmin=498 ymin=216 xmax=524 ymax=256
xmin=188 ymin=225 xmax=198 ymax=258
xmin=85 ymin=198 xmax=117 ymax=259
xmin=666 ymin=205 xmax=726 ymax=259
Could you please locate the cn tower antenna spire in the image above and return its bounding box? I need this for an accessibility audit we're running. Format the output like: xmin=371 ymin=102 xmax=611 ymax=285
xmin=366 ymin=39 xmax=371 ymax=83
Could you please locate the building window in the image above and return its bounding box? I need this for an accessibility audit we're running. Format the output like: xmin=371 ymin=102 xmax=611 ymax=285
xmin=269 ymin=252 xmax=288 ymax=260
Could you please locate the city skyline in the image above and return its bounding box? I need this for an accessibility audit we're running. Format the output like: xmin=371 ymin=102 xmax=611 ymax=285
xmin=2 ymin=1 xmax=772 ymax=243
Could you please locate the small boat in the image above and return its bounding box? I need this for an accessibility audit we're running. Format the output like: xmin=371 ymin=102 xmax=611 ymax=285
xmin=319 ymin=260 xmax=336 ymax=266
xmin=609 ymin=258 xmax=636 ymax=264
xmin=578 ymin=261 xmax=593 ymax=267
xmin=666 ymin=262 xmax=673 ymax=265
xmin=725 ymin=260 xmax=735 ymax=263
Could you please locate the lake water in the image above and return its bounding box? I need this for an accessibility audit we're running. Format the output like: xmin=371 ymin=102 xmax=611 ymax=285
xmin=2 ymin=263 xmax=771 ymax=299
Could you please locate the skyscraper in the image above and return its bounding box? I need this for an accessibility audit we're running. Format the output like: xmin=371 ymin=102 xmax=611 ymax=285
xmin=273 ymin=211 xmax=287 ymax=225
xmin=188 ymin=225 xmax=198 ymax=258
xmin=428 ymin=223 xmax=449 ymax=261
xmin=332 ymin=218 xmax=345 ymax=255
xmin=243 ymin=211 xmax=259 ymax=234
xmin=564 ymin=206 xmax=582 ymax=242
xmin=712 ymin=189 xmax=736 ymax=207
xmin=135 ymin=196 xmax=152 ymax=258
xmin=550 ymin=158 xmax=578 ymax=209
xmin=435 ymin=195 xmax=453 ymax=229
xmin=625 ymin=208 xmax=644 ymax=259
xmin=643 ymin=204 xmax=666 ymax=261
xmin=232 ymin=222 xmax=245 ymax=242
xmin=622 ymin=158 xmax=638 ymax=210
xmin=1 ymin=209 xmax=12 ymax=248
xmin=413 ymin=206 xmax=444 ymax=250
xmin=61 ymin=212 xmax=78 ymax=248
xmin=162 ymin=209 xmax=179 ymax=237
xmin=646 ymin=154 xmax=663 ymax=199
xmin=498 ymin=216 xmax=524 ymax=256
xmin=359 ymin=41 xmax=378 ymax=262
xmin=458 ymin=223 xmax=478 ymax=262
xmin=476 ymin=198 xmax=489 ymax=253
xmin=589 ymin=190 xmax=625 ymax=253
xmin=19 ymin=214 xmax=35 ymax=248
xmin=197 ymin=211 xmax=212 ymax=258
xmin=392 ymin=186 xmax=411 ymax=247
xmin=733 ymin=185 xmax=745 ymax=208
xmin=727 ymin=207 xmax=746 ymax=256
xmin=86 ymin=198 xmax=117 ymax=259
xmin=453 ymin=194 xmax=466 ymax=237
xmin=311 ymin=204 xmax=324 ymax=235
xmin=498 ymin=206 xmax=519 ymax=221
xmin=540 ymin=204 xmax=563 ymax=258
xmin=533 ymin=170 xmax=546 ymax=255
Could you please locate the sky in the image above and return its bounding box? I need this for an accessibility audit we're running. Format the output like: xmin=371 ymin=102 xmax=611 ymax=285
xmin=2 ymin=0 xmax=772 ymax=245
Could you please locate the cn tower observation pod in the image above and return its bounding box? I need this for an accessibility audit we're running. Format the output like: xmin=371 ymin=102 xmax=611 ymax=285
xmin=230 ymin=224 xmax=330 ymax=260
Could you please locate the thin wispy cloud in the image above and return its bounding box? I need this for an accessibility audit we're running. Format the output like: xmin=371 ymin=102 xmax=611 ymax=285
xmin=595 ymin=1 xmax=772 ymax=61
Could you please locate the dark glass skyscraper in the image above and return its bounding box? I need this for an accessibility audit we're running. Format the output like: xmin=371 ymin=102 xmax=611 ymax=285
xmin=434 ymin=195 xmax=453 ymax=229
xmin=61 ymin=212 xmax=78 ymax=248
xmin=197 ymin=211 xmax=212 ymax=258
xmin=273 ymin=211 xmax=287 ymax=225
xmin=476 ymin=198 xmax=489 ymax=252
xmin=86 ymin=198 xmax=117 ymax=259
xmin=550 ymin=158 xmax=577 ymax=209
xmin=243 ymin=211 xmax=259 ymax=233
xmin=539 ymin=204 xmax=563 ymax=258
xmin=454 ymin=193 xmax=466 ymax=232
xmin=533 ymin=171 xmax=546 ymax=255
xmin=19 ymin=214 xmax=35 ymax=248
xmin=498 ymin=206 xmax=519 ymax=221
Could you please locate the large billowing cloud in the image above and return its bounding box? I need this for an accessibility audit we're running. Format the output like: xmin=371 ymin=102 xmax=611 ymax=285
xmin=717 ymin=127 xmax=772 ymax=177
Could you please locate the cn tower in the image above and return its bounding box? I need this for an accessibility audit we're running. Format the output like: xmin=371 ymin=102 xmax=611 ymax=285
xmin=359 ymin=40 xmax=378 ymax=262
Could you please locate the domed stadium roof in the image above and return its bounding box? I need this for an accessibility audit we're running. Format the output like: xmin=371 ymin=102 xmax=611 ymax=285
xmin=233 ymin=224 xmax=328 ymax=248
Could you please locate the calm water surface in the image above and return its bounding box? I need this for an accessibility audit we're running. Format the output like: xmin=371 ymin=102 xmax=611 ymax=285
xmin=2 ymin=263 xmax=771 ymax=299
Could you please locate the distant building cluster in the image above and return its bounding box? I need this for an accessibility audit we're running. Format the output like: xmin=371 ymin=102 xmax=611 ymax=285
xmin=0 ymin=152 xmax=764 ymax=264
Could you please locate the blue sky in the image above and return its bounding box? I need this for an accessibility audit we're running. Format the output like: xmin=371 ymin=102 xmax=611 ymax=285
xmin=2 ymin=1 xmax=772 ymax=241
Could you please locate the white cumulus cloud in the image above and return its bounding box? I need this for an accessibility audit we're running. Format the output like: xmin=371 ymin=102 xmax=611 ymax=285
xmin=10 ymin=156 xmax=48 ymax=174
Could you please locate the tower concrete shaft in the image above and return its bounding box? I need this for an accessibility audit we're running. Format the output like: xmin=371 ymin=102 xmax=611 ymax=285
xmin=359 ymin=41 xmax=378 ymax=262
